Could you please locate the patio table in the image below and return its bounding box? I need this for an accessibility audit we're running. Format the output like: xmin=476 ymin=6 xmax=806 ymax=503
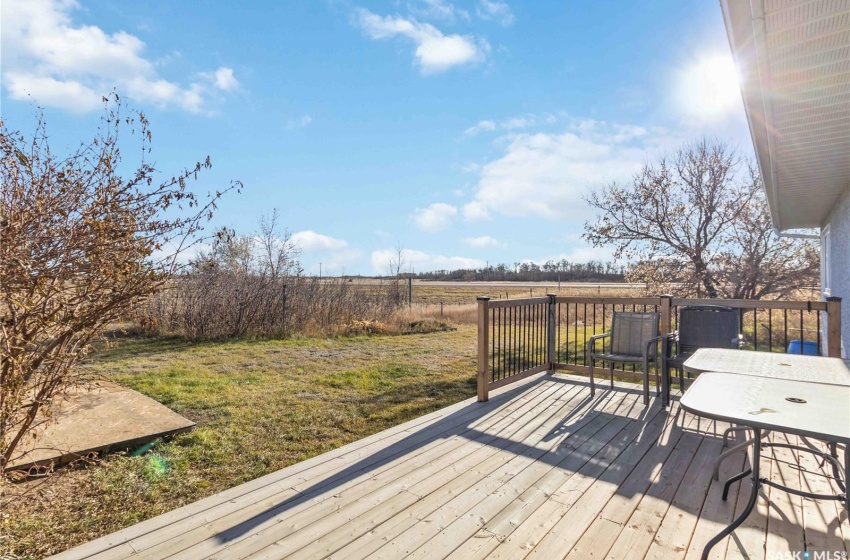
xmin=681 ymin=348 xmax=850 ymax=479
xmin=681 ymin=348 xmax=850 ymax=384
xmin=680 ymin=372 xmax=849 ymax=560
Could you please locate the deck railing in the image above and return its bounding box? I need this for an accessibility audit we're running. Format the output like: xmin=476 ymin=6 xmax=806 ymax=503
xmin=476 ymin=294 xmax=842 ymax=401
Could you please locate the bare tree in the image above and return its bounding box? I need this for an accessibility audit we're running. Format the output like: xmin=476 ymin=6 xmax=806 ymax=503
xmin=583 ymin=139 xmax=818 ymax=298
xmin=386 ymin=243 xmax=408 ymax=305
xmin=714 ymin=192 xmax=819 ymax=299
xmin=258 ymin=209 xmax=300 ymax=278
xmin=0 ymin=98 xmax=238 ymax=477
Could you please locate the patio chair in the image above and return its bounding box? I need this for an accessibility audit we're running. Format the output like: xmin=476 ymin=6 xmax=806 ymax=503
xmin=587 ymin=312 xmax=663 ymax=405
xmin=661 ymin=305 xmax=742 ymax=403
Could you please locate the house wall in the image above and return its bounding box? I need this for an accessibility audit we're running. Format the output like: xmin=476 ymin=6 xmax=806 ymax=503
xmin=823 ymin=186 xmax=850 ymax=359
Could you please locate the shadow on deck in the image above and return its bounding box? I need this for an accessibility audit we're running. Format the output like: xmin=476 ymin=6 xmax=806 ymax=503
xmin=51 ymin=373 xmax=848 ymax=560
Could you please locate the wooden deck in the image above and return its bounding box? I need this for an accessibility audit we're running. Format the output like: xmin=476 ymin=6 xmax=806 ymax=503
xmin=52 ymin=373 xmax=848 ymax=560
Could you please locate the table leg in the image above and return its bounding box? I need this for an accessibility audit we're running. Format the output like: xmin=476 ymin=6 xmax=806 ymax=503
xmin=702 ymin=427 xmax=761 ymax=560
xmin=829 ymin=442 xmax=846 ymax=494
xmin=723 ymin=426 xmax=750 ymax=449
xmin=844 ymin=444 xmax=850 ymax=517
xmin=713 ymin=430 xmax=769 ymax=481
xmin=722 ymin=468 xmax=751 ymax=501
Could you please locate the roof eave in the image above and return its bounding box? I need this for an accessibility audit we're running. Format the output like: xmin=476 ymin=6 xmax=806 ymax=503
xmin=719 ymin=0 xmax=785 ymax=230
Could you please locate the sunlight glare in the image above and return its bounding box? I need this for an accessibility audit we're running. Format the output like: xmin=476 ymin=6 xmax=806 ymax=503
xmin=678 ymin=53 xmax=741 ymax=120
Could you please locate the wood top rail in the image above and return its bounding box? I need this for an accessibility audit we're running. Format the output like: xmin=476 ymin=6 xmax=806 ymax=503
xmin=555 ymin=296 xmax=663 ymax=306
xmin=671 ymin=298 xmax=828 ymax=311
xmin=489 ymin=297 xmax=550 ymax=308
xmin=488 ymin=295 xmax=828 ymax=312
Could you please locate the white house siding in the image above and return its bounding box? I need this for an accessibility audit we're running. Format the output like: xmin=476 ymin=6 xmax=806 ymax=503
xmin=823 ymin=187 xmax=850 ymax=360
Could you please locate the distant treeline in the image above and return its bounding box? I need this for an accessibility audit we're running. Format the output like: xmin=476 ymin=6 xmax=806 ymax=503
xmin=394 ymin=260 xmax=626 ymax=282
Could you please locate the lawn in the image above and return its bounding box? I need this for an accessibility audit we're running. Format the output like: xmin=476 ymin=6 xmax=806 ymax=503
xmin=1 ymin=326 xmax=478 ymax=558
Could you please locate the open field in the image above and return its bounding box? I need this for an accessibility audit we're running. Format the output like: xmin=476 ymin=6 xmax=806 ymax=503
xmin=352 ymin=279 xmax=648 ymax=305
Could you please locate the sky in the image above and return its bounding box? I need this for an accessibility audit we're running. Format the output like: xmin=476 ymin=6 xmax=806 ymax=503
xmin=1 ymin=0 xmax=754 ymax=276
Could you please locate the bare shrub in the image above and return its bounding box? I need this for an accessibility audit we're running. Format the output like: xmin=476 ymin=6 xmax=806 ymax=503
xmin=0 ymin=99 xmax=237 ymax=477
xmin=390 ymin=303 xmax=477 ymax=329
xmin=142 ymin=274 xmax=403 ymax=339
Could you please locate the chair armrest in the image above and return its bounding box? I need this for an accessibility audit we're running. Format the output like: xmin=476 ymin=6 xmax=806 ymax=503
xmin=587 ymin=332 xmax=611 ymax=355
xmin=644 ymin=334 xmax=666 ymax=359
xmin=660 ymin=332 xmax=676 ymax=359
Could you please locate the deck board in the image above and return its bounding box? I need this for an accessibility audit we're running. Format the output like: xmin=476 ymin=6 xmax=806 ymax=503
xmin=49 ymin=373 xmax=849 ymax=560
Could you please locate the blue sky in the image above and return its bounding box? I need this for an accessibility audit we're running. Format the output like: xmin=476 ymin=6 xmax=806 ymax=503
xmin=1 ymin=0 xmax=753 ymax=276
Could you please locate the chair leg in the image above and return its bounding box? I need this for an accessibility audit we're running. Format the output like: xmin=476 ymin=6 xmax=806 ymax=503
xmin=679 ymin=367 xmax=685 ymax=393
xmin=589 ymin=357 xmax=595 ymax=397
xmin=609 ymin=362 xmax=615 ymax=389
xmin=655 ymin=363 xmax=661 ymax=397
xmin=642 ymin=357 xmax=649 ymax=405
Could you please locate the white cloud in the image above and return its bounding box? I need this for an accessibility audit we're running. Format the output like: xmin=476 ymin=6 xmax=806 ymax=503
xmin=464 ymin=120 xmax=497 ymax=136
xmin=0 ymin=0 xmax=237 ymax=113
xmin=286 ymin=114 xmax=313 ymax=129
xmin=462 ymin=200 xmax=490 ymax=220
xmin=371 ymin=248 xmax=484 ymax=273
xmin=292 ymin=230 xmax=348 ymax=251
xmin=544 ymin=245 xmax=616 ymax=264
xmin=413 ymin=202 xmax=458 ymax=232
xmin=3 ymin=73 xmax=102 ymax=113
xmin=149 ymin=240 xmax=211 ymax=267
xmin=463 ymin=113 xmax=555 ymax=136
xmin=463 ymin=235 xmax=505 ymax=248
xmin=212 ymin=67 xmax=239 ymax=91
xmin=464 ymin=120 xmax=654 ymax=221
xmin=476 ymin=0 xmax=514 ymax=26
xmin=354 ymin=8 xmax=488 ymax=74
xmin=411 ymin=0 xmax=470 ymax=23
xmin=292 ymin=231 xmax=362 ymax=274
xmin=502 ymin=116 xmax=534 ymax=129
xmin=311 ymin=248 xmax=363 ymax=273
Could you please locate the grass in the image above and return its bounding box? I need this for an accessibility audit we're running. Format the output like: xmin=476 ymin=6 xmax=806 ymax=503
xmin=0 ymin=326 xmax=478 ymax=558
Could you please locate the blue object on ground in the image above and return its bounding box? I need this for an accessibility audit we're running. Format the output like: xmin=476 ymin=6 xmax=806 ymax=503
xmin=787 ymin=339 xmax=819 ymax=355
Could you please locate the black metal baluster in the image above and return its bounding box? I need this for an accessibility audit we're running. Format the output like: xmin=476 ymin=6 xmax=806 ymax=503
xmin=583 ymin=303 xmax=588 ymax=367
xmin=522 ymin=304 xmax=531 ymax=369
xmin=783 ymin=309 xmax=788 ymax=353
xmin=513 ymin=305 xmax=517 ymax=375
xmin=499 ymin=307 xmax=508 ymax=379
xmin=767 ymin=308 xmax=773 ymax=352
xmin=491 ymin=307 xmax=496 ymax=382
xmin=816 ymin=309 xmax=822 ymax=354
xmin=753 ymin=307 xmax=758 ymax=351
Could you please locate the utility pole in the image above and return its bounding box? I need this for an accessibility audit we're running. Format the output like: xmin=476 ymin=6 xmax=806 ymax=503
xmin=319 ymin=262 xmax=322 ymax=279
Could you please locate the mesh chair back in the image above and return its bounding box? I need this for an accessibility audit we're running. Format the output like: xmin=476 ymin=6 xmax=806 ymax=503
xmin=678 ymin=305 xmax=740 ymax=354
xmin=610 ymin=312 xmax=660 ymax=356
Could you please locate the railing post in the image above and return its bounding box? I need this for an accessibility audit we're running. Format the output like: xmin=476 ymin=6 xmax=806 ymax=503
xmin=477 ymin=296 xmax=490 ymax=402
xmin=660 ymin=294 xmax=673 ymax=335
xmin=547 ymin=294 xmax=557 ymax=371
xmin=826 ymin=296 xmax=842 ymax=358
